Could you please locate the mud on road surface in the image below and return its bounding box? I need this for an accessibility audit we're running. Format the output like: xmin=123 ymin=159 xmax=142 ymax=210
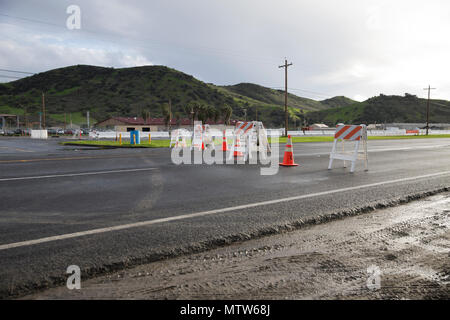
xmin=27 ymin=193 xmax=450 ymax=300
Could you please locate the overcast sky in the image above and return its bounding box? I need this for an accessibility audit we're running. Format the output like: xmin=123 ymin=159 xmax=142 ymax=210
xmin=1 ymin=0 xmax=450 ymax=101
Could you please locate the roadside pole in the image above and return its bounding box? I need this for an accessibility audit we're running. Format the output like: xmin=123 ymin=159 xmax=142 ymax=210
xmin=423 ymin=85 xmax=436 ymax=136
xmin=279 ymin=59 xmax=293 ymax=137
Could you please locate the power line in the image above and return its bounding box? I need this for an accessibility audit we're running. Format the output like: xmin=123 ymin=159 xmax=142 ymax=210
xmin=0 ymin=13 xmax=61 ymax=28
xmin=0 ymin=12 xmax=282 ymax=66
xmin=269 ymin=86 xmax=334 ymax=99
xmin=0 ymin=68 xmax=35 ymax=75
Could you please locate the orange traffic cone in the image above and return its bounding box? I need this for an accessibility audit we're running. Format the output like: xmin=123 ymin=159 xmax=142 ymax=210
xmin=202 ymin=142 xmax=205 ymax=150
xmin=233 ymin=135 xmax=244 ymax=157
xmin=280 ymin=135 xmax=298 ymax=167
xmin=221 ymin=130 xmax=228 ymax=151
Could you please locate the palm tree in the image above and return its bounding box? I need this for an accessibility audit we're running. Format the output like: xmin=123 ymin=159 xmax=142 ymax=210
xmin=206 ymin=105 xmax=216 ymax=122
xmin=221 ymin=105 xmax=232 ymax=125
xmin=160 ymin=103 xmax=172 ymax=130
xmin=174 ymin=112 xmax=182 ymax=127
xmin=213 ymin=108 xmax=220 ymax=123
xmin=197 ymin=104 xmax=208 ymax=123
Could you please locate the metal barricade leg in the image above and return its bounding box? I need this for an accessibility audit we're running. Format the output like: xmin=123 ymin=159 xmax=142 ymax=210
xmin=328 ymin=139 xmax=337 ymax=170
xmin=350 ymin=140 xmax=360 ymax=173
xmin=342 ymin=139 xmax=346 ymax=168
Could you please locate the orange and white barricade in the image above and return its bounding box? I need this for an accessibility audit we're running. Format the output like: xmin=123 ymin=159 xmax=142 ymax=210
xmin=328 ymin=124 xmax=368 ymax=173
xmin=174 ymin=135 xmax=187 ymax=148
xmin=170 ymin=129 xmax=190 ymax=148
xmin=227 ymin=121 xmax=258 ymax=161
xmin=170 ymin=129 xmax=179 ymax=147
xmin=227 ymin=121 xmax=270 ymax=161
xmin=191 ymin=121 xmax=203 ymax=151
xmin=202 ymin=124 xmax=214 ymax=150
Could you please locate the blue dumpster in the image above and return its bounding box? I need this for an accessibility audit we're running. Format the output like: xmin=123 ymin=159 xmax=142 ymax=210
xmin=130 ymin=130 xmax=140 ymax=145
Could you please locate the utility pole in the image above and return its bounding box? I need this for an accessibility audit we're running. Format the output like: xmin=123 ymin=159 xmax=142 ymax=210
xmin=279 ymin=59 xmax=293 ymax=137
xmin=168 ymin=98 xmax=172 ymax=132
xmin=87 ymin=111 xmax=90 ymax=130
xmin=20 ymin=104 xmax=28 ymax=130
xmin=423 ymin=85 xmax=436 ymax=136
xmin=24 ymin=107 xmax=28 ymax=129
xmin=42 ymin=92 xmax=46 ymax=129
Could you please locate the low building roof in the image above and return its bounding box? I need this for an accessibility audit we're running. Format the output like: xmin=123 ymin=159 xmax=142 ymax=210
xmin=311 ymin=123 xmax=329 ymax=128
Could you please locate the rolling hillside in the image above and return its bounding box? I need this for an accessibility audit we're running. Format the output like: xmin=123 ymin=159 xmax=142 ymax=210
xmin=306 ymin=94 xmax=450 ymax=125
xmin=216 ymin=83 xmax=328 ymax=112
xmin=0 ymin=65 xmax=353 ymax=128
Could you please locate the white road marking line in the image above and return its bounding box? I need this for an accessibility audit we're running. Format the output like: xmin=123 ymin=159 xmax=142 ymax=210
xmin=294 ymin=144 xmax=450 ymax=157
xmin=0 ymin=170 xmax=449 ymax=251
xmin=0 ymin=168 xmax=158 ymax=182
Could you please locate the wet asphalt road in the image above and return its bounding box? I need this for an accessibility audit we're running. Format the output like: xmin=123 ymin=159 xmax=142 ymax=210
xmin=0 ymin=136 xmax=449 ymax=297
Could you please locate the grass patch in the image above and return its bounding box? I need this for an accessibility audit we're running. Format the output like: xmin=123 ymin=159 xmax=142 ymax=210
xmin=63 ymin=134 xmax=450 ymax=149
xmin=49 ymin=112 xmax=94 ymax=125
xmin=62 ymin=139 xmax=171 ymax=148
xmin=0 ymin=105 xmax=24 ymax=115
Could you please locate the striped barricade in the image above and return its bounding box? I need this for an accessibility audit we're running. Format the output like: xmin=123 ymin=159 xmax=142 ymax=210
xmin=228 ymin=121 xmax=271 ymax=162
xmin=235 ymin=121 xmax=254 ymax=135
xmin=191 ymin=121 xmax=203 ymax=151
xmin=328 ymin=124 xmax=368 ymax=173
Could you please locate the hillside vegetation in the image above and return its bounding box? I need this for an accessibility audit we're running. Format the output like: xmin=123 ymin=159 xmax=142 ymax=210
xmin=306 ymin=94 xmax=450 ymax=126
xmin=0 ymin=65 xmax=354 ymax=128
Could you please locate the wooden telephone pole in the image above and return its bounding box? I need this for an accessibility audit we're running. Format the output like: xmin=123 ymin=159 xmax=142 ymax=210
xmin=41 ymin=92 xmax=46 ymax=129
xmin=423 ymin=85 xmax=436 ymax=136
xmin=168 ymin=98 xmax=172 ymax=132
xmin=279 ymin=59 xmax=293 ymax=137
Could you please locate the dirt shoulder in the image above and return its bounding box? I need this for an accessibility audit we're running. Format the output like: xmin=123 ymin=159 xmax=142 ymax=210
xmin=25 ymin=193 xmax=450 ymax=300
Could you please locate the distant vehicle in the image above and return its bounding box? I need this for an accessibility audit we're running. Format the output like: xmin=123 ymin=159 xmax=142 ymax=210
xmin=47 ymin=129 xmax=58 ymax=135
xmin=57 ymin=129 xmax=64 ymax=135
xmin=81 ymin=128 xmax=90 ymax=134
xmin=64 ymin=129 xmax=75 ymax=135
xmin=14 ymin=129 xmax=25 ymax=135
xmin=0 ymin=129 xmax=4 ymax=135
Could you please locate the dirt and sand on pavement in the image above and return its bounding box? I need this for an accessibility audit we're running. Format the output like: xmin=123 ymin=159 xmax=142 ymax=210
xmin=25 ymin=193 xmax=450 ymax=300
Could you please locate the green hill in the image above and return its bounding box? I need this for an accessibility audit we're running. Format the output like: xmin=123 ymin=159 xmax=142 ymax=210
xmin=0 ymin=64 xmax=352 ymax=128
xmin=320 ymin=96 xmax=356 ymax=109
xmin=216 ymin=83 xmax=329 ymax=112
xmin=306 ymin=94 xmax=450 ymax=126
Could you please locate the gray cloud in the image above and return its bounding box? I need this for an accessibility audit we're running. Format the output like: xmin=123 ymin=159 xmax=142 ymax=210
xmin=1 ymin=0 xmax=449 ymax=100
